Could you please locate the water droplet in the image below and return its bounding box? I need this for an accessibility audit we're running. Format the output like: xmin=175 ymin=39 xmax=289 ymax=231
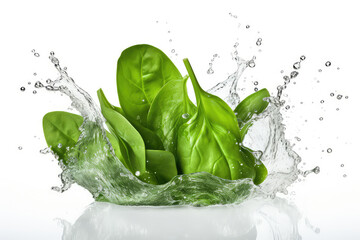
xmin=341 ymin=164 xmax=344 ymax=167
xmin=313 ymin=166 xmax=320 ymax=174
xmin=182 ymin=113 xmax=190 ymax=119
xmin=50 ymin=51 xmax=55 ymax=56
xmin=28 ymin=82 xmax=31 ymax=85
xmin=18 ymin=146 xmax=23 ymax=150
xmin=280 ymin=70 xmax=284 ymax=73
xmin=169 ymin=39 xmax=172 ymax=42
xmin=330 ymin=93 xmax=334 ymax=97
xmin=246 ymin=25 xmax=250 ymax=29
xmin=254 ymin=87 xmax=258 ymax=92
xmin=295 ymin=136 xmax=301 ymax=141
xmin=300 ymin=55 xmax=306 ymax=61
xmin=31 ymin=49 xmax=35 ymax=53
xmin=254 ymin=81 xmax=258 ymax=85
xmin=33 ymin=73 xmax=37 ymax=76
xmin=207 ymin=68 xmax=214 ymax=74
xmin=248 ymin=60 xmax=256 ymax=68
xmin=290 ymin=71 xmax=299 ymax=78
xmin=256 ymin=38 xmax=262 ymax=46
xmin=319 ymin=117 xmax=323 ymax=121
xmin=34 ymin=53 xmax=40 ymax=57
xmin=325 ymin=61 xmax=331 ymax=67
xmin=327 ymin=148 xmax=332 ymax=153
xmin=50 ymin=56 xmax=59 ymax=65
xmin=343 ymin=174 xmax=347 ymax=178
xmin=285 ymin=105 xmax=290 ymax=110
xmin=135 ymin=171 xmax=140 ymax=176
xmin=20 ymin=87 xmax=25 ymax=91
xmin=318 ymin=69 xmax=322 ymax=72
xmin=51 ymin=186 xmax=61 ymax=192
xmin=141 ymin=99 xmax=145 ymax=102
xmin=320 ymin=100 xmax=324 ymax=103
xmin=337 ymin=67 xmax=340 ymax=70
xmin=33 ymin=90 xmax=37 ymax=94
xmin=293 ymin=62 xmax=301 ymax=70
xmin=336 ymin=108 xmax=340 ymax=111
xmin=58 ymin=143 xmax=62 ymax=148
xmin=337 ymin=94 xmax=343 ymax=100
xmin=171 ymin=49 xmax=175 ymax=53
xmin=345 ymin=96 xmax=349 ymax=99
xmin=234 ymin=42 xmax=239 ymax=48
xmin=40 ymin=147 xmax=51 ymax=154
xmin=35 ymin=81 xmax=44 ymax=88
xmin=46 ymin=79 xmax=52 ymax=84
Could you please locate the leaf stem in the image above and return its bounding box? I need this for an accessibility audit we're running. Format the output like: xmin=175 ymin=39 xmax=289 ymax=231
xmin=183 ymin=58 xmax=203 ymax=107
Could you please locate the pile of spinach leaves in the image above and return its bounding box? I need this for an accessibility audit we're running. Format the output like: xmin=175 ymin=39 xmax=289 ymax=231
xmin=43 ymin=44 xmax=270 ymax=186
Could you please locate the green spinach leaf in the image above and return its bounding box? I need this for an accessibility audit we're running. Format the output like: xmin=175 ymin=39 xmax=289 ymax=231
xmin=43 ymin=111 xmax=125 ymax=167
xmin=234 ymin=88 xmax=270 ymax=141
xmin=97 ymin=89 xmax=146 ymax=175
xmin=98 ymin=89 xmax=164 ymax=150
xmin=43 ymin=111 xmax=83 ymax=165
xmin=145 ymin=150 xmax=178 ymax=184
xmin=117 ymin=44 xmax=183 ymax=126
xmin=147 ymin=76 xmax=196 ymax=157
xmin=177 ymin=59 xmax=256 ymax=181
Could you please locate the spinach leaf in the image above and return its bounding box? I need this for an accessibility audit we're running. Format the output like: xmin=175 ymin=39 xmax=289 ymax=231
xmin=177 ymin=59 xmax=256 ymax=181
xmin=43 ymin=111 xmax=83 ymax=165
xmin=145 ymin=150 xmax=178 ymax=184
xmin=117 ymin=44 xmax=183 ymax=126
xmin=147 ymin=76 xmax=196 ymax=157
xmin=241 ymin=146 xmax=268 ymax=185
xmin=97 ymin=89 xmax=146 ymax=175
xmin=43 ymin=111 xmax=125 ymax=167
xmin=98 ymin=89 xmax=164 ymax=150
xmin=234 ymin=88 xmax=270 ymax=141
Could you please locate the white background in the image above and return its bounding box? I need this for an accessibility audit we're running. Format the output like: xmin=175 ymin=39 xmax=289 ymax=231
xmin=1 ymin=0 xmax=360 ymax=239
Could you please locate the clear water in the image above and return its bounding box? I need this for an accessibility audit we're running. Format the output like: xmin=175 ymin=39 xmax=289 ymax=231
xmin=38 ymin=51 xmax=313 ymax=207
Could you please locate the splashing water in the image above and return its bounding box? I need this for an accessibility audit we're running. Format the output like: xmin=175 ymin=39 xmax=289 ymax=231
xmin=37 ymin=50 xmax=314 ymax=206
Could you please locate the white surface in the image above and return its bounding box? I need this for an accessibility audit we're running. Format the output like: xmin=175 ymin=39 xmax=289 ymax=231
xmin=1 ymin=0 xmax=360 ymax=239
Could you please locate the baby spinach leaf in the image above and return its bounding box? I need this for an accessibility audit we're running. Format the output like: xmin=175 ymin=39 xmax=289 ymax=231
xmin=241 ymin=146 xmax=268 ymax=185
xmin=234 ymin=88 xmax=270 ymax=141
xmin=145 ymin=150 xmax=178 ymax=184
xmin=126 ymin=117 xmax=164 ymax=150
xmin=97 ymin=89 xmax=146 ymax=175
xmin=177 ymin=59 xmax=256 ymax=180
xmin=147 ymin=76 xmax=196 ymax=156
xmin=43 ymin=111 xmax=125 ymax=168
xmin=43 ymin=111 xmax=82 ymax=165
xmin=98 ymin=89 xmax=164 ymax=150
xmin=117 ymin=44 xmax=183 ymax=126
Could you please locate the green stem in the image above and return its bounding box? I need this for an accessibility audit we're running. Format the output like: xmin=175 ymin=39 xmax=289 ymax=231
xmin=183 ymin=58 xmax=203 ymax=107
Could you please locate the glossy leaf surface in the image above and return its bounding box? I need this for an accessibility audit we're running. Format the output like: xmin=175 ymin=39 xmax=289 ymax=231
xmin=148 ymin=76 xmax=196 ymax=156
xmin=117 ymin=44 xmax=182 ymax=126
xmin=145 ymin=150 xmax=178 ymax=184
xmin=177 ymin=59 xmax=256 ymax=180
xmin=234 ymin=88 xmax=270 ymax=141
xmin=97 ymin=89 xmax=146 ymax=175
xmin=43 ymin=111 xmax=83 ymax=165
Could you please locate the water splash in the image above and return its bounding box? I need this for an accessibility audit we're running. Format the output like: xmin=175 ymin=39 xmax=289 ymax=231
xmin=207 ymin=48 xmax=256 ymax=109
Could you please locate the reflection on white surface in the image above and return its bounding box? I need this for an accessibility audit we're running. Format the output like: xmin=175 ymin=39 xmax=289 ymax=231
xmin=61 ymin=197 xmax=301 ymax=240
